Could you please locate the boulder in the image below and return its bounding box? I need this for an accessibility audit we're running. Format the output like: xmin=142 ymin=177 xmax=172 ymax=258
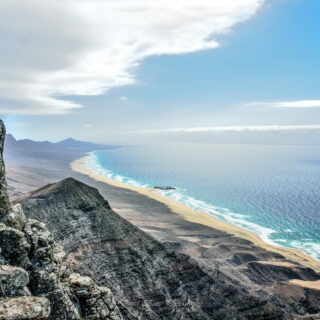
xmin=0 ymin=296 xmax=51 ymax=320
xmin=0 ymin=265 xmax=29 ymax=297
xmin=0 ymin=224 xmax=31 ymax=268
xmin=70 ymin=273 xmax=122 ymax=320
xmin=4 ymin=204 xmax=27 ymax=231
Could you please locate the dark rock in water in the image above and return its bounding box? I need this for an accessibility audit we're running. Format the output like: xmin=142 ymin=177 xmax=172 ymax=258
xmin=0 ymin=120 xmax=123 ymax=320
xmin=154 ymin=186 xmax=176 ymax=190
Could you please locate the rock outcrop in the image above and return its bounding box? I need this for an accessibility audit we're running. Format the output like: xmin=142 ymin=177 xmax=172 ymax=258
xmin=0 ymin=121 xmax=11 ymax=221
xmin=0 ymin=119 xmax=123 ymax=320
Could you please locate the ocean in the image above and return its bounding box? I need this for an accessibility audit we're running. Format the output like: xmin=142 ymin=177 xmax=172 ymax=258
xmin=87 ymin=143 xmax=320 ymax=260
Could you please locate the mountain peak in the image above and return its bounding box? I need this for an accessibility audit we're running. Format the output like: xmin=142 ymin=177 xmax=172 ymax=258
xmin=18 ymin=177 xmax=112 ymax=211
xmin=59 ymin=137 xmax=76 ymax=143
xmin=5 ymin=133 xmax=16 ymax=142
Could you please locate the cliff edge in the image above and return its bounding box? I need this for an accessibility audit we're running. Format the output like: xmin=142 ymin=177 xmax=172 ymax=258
xmin=0 ymin=119 xmax=123 ymax=320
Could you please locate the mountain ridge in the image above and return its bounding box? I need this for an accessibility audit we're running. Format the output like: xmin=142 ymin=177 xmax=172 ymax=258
xmin=6 ymin=133 xmax=119 ymax=152
xmin=4 ymin=133 xmax=119 ymax=172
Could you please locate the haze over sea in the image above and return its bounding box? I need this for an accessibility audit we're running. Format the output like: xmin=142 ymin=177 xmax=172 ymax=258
xmin=88 ymin=142 xmax=320 ymax=261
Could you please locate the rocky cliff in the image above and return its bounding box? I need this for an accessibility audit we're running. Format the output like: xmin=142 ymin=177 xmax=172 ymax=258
xmin=0 ymin=123 xmax=11 ymax=220
xmin=0 ymin=119 xmax=123 ymax=320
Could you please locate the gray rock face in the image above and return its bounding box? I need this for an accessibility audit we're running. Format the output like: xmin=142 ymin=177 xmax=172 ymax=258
xmin=0 ymin=265 xmax=29 ymax=297
xmin=4 ymin=204 xmax=27 ymax=231
xmin=69 ymin=273 xmax=122 ymax=319
xmin=0 ymin=223 xmax=31 ymax=268
xmin=0 ymin=120 xmax=11 ymax=220
xmin=0 ymin=296 xmax=51 ymax=320
xmin=0 ymin=120 xmax=123 ymax=320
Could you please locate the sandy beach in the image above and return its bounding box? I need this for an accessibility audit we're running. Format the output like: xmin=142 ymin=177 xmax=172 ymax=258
xmin=71 ymin=155 xmax=320 ymax=272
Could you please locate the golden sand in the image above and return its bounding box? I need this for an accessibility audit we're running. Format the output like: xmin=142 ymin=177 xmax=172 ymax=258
xmin=71 ymin=155 xmax=320 ymax=272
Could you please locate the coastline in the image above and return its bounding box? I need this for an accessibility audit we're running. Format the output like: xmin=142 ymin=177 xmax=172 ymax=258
xmin=71 ymin=154 xmax=320 ymax=272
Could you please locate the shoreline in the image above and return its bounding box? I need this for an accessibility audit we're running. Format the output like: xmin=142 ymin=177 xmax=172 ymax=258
xmin=71 ymin=155 xmax=320 ymax=272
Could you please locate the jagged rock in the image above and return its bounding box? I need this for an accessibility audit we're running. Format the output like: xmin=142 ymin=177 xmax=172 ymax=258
xmin=52 ymin=245 xmax=73 ymax=280
xmin=0 ymin=213 xmax=123 ymax=320
xmin=0 ymin=224 xmax=31 ymax=268
xmin=0 ymin=265 xmax=29 ymax=297
xmin=4 ymin=204 xmax=27 ymax=231
xmin=24 ymin=219 xmax=55 ymax=270
xmin=0 ymin=296 xmax=50 ymax=320
xmin=22 ymin=219 xmax=123 ymax=320
xmin=69 ymin=273 xmax=122 ymax=320
xmin=0 ymin=120 xmax=11 ymax=221
xmin=42 ymin=285 xmax=81 ymax=320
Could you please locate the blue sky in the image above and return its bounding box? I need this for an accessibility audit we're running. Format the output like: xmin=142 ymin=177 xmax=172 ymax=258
xmin=3 ymin=0 xmax=320 ymax=144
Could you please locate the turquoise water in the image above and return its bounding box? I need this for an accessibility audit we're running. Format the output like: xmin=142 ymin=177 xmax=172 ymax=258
xmin=88 ymin=143 xmax=320 ymax=260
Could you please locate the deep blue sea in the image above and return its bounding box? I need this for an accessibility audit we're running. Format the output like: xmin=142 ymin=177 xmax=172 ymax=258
xmin=88 ymin=143 xmax=320 ymax=260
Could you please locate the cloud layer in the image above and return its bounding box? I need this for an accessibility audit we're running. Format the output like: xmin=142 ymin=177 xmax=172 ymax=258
xmin=0 ymin=0 xmax=265 ymax=115
xmin=135 ymin=125 xmax=320 ymax=134
xmin=248 ymin=100 xmax=320 ymax=108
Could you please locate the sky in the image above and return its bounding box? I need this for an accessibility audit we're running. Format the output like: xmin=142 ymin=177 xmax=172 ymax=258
xmin=2 ymin=0 xmax=320 ymax=145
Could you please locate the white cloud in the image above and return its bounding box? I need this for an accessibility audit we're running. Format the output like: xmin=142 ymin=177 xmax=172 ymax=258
xmin=247 ymin=100 xmax=320 ymax=108
xmin=134 ymin=125 xmax=320 ymax=134
xmin=84 ymin=123 xmax=93 ymax=128
xmin=119 ymin=96 xmax=128 ymax=101
xmin=0 ymin=0 xmax=265 ymax=115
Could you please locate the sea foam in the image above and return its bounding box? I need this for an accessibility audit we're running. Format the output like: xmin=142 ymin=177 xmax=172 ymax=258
xmin=87 ymin=151 xmax=320 ymax=261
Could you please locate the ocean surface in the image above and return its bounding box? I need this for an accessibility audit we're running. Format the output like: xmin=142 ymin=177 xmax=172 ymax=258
xmin=87 ymin=143 xmax=320 ymax=260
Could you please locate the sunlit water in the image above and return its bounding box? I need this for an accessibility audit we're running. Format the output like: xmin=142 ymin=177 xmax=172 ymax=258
xmin=87 ymin=143 xmax=320 ymax=260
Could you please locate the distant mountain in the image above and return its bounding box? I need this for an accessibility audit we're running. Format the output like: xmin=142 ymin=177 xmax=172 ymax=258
xmin=56 ymin=137 xmax=118 ymax=152
xmin=4 ymin=134 xmax=119 ymax=167
xmin=6 ymin=134 xmax=118 ymax=152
